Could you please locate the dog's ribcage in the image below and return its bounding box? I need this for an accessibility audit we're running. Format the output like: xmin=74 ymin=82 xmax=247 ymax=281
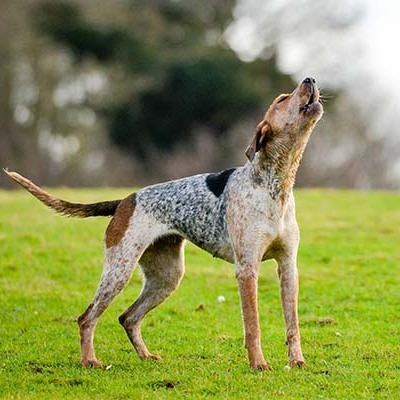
xmin=136 ymin=172 xmax=235 ymax=261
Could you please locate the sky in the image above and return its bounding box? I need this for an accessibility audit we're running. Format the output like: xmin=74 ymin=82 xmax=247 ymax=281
xmin=360 ymin=0 xmax=400 ymax=97
xmin=225 ymin=0 xmax=400 ymax=104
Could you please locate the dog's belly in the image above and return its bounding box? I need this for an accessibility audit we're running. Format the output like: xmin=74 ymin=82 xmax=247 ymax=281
xmin=187 ymin=235 xmax=235 ymax=263
xmin=177 ymin=221 xmax=234 ymax=263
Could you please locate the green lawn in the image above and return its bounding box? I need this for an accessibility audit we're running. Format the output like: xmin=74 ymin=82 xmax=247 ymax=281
xmin=1 ymin=188 xmax=400 ymax=399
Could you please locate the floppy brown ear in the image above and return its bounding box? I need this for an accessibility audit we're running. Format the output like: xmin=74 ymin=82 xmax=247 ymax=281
xmin=245 ymin=121 xmax=272 ymax=161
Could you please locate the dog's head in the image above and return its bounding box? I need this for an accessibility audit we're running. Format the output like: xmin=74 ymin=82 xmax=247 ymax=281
xmin=245 ymin=78 xmax=323 ymax=161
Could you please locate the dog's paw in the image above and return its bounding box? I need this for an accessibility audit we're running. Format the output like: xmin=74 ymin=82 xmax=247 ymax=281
xmin=81 ymin=358 xmax=103 ymax=368
xmin=250 ymin=361 xmax=273 ymax=371
xmin=138 ymin=351 xmax=162 ymax=362
xmin=289 ymin=358 xmax=306 ymax=368
xmin=147 ymin=353 xmax=162 ymax=362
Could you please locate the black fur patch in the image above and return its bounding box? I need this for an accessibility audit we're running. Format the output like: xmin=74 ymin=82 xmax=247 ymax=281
xmin=206 ymin=168 xmax=236 ymax=198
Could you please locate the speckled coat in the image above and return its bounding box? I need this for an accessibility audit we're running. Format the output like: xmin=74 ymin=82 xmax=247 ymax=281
xmin=4 ymin=77 xmax=323 ymax=371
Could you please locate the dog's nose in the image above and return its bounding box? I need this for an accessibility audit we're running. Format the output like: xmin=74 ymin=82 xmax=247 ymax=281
xmin=303 ymin=77 xmax=316 ymax=85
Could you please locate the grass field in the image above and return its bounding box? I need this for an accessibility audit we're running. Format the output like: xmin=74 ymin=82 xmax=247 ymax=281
xmin=1 ymin=187 xmax=400 ymax=399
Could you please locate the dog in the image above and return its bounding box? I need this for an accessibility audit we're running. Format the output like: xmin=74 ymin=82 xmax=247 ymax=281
xmin=4 ymin=77 xmax=323 ymax=370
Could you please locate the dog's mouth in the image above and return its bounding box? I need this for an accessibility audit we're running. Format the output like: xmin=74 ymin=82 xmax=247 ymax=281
xmin=300 ymin=83 xmax=320 ymax=114
xmin=307 ymin=85 xmax=316 ymax=105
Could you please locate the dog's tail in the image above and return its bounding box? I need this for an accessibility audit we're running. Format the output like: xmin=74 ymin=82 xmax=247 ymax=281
xmin=3 ymin=169 xmax=121 ymax=218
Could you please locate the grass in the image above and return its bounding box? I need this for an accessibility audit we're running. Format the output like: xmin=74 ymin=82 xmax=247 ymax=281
xmin=1 ymin=187 xmax=400 ymax=399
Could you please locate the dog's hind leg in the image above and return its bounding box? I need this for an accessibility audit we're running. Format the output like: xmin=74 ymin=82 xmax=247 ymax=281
xmin=77 ymin=195 xmax=157 ymax=368
xmin=77 ymin=241 xmax=144 ymax=368
xmin=119 ymin=235 xmax=185 ymax=360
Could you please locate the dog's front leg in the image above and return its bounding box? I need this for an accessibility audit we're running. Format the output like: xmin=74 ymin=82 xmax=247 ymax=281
xmin=235 ymin=263 xmax=271 ymax=370
xmin=277 ymin=255 xmax=305 ymax=367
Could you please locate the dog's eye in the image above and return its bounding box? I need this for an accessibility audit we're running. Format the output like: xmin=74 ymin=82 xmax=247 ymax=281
xmin=277 ymin=95 xmax=289 ymax=104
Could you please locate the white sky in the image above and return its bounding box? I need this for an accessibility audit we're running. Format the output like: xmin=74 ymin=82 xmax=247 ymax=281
xmin=361 ymin=0 xmax=400 ymax=95
xmin=226 ymin=0 xmax=400 ymax=103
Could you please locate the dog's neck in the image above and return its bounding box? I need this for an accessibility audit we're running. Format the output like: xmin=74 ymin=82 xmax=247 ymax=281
xmin=248 ymin=134 xmax=310 ymax=205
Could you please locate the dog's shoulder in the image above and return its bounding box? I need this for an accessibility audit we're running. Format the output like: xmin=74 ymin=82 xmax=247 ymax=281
xmin=205 ymin=168 xmax=237 ymax=198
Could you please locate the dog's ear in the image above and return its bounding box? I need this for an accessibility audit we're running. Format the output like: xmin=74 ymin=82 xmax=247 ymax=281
xmin=245 ymin=120 xmax=272 ymax=161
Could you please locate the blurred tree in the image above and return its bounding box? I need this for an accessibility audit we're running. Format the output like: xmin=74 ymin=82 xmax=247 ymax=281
xmin=1 ymin=0 xmax=395 ymax=188
xmin=33 ymin=1 xmax=152 ymax=68
xmin=32 ymin=0 xmax=291 ymax=163
xmin=109 ymin=56 xmax=260 ymax=159
xmin=0 ymin=0 xmax=52 ymax=185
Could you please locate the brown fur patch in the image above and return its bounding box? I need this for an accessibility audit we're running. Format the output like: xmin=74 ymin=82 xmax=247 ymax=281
xmin=105 ymin=194 xmax=136 ymax=248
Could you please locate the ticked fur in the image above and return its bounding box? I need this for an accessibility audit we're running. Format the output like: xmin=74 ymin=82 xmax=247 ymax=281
xmin=4 ymin=77 xmax=323 ymax=370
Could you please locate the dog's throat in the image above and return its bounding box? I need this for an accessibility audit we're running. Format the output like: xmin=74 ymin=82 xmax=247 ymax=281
xmin=251 ymin=147 xmax=305 ymax=202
